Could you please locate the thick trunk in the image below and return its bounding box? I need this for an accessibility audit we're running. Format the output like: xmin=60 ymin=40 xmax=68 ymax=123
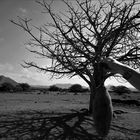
xmin=89 ymin=63 xmax=102 ymax=114
xmin=89 ymin=60 xmax=106 ymax=114
xmin=89 ymin=85 xmax=95 ymax=114
xmin=89 ymin=80 xmax=101 ymax=114
xmin=90 ymin=63 xmax=113 ymax=137
xmin=92 ymin=85 xmax=113 ymax=137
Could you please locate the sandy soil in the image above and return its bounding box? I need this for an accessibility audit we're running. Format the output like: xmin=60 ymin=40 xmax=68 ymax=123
xmin=0 ymin=91 xmax=140 ymax=140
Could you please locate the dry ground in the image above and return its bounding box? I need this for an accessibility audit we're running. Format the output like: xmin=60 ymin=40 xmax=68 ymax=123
xmin=0 ymin=91 xmax=140 ymax=140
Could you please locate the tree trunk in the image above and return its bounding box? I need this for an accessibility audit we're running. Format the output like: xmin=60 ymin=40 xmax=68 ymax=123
xmin=92 ymin=85 xmax=113 ymax=137
xmin=89 ymin=62 xmax=102 ymax=114
xmin=89 ymin=85 xmax=95 ymax=114
xmin=90 ymin=62 xmax=113 ymax=137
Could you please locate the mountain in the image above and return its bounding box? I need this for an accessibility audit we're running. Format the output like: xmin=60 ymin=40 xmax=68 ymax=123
xmin=0 ymin=75 xmax=18 ymax=87
xmin=31 ymin=84 xmax=72 ymax=89
xmin=54 ymin=83 xmax=72 ymax=89
xmin=54 ymin=83 xmax=88 ymax=89
xmin=31 ymin=85 xmax=49 ymax=89
xmin=32 ymin=83 xmax=88 ymax=89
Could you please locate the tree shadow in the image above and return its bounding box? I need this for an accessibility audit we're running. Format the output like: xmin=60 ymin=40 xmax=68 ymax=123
xmin=0 ymin=109 xmax=97 ymax=140
xmin=0 ymin=109 xmax=139 ymax=140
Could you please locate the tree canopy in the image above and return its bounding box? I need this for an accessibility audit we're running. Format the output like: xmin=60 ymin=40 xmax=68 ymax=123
xmin=11 ymin=0 xmax=140 ymax=87
xmin=11 ymin=0 xmax=140 ymax=112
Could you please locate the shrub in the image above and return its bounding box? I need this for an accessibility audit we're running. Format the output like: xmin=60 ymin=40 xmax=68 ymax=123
xmin=81 ymin=88 xmax=90 ymax=92
xmin=112 ymin=85 xmax=131 ymax=94
xmin=19 ymin=83 xmax=30 ymax=91
xmin=48 ymin=85 xmax=61 ymax=91
xmin=69 ymin=84 xmax=83 ymax=93
xmin=15 ymin=84 xmax=23 ymax=92
xmin=0 ymin=82 xmax=15 ymax=92
xmin=109 ymin=85 xmax=116 ymax=91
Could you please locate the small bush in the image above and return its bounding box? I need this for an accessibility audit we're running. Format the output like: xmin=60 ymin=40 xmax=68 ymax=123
xmin=48 ymin=85 xmax=61 ymax=91
xmin=69 ymin=84 xmax=83 ymax=93
xmin=19 ymin=83 xmax=30 ymax=91
xmin=112 ymin=85 xmax=131 ymax=95
xmin=81 ymin=88 xmax=90 ymax=92
xmin=0 ymin=82 xmax=15 ymax=92
xmin=14 ymin=84 xmax=23 ymax=92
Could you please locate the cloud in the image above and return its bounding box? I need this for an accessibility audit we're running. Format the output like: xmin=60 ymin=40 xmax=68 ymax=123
xmin=0 ymin=63 xmax=50 ymax=85
xmin=20 ymin=68 xmax=49 ymax=84
xmin=0 ymin=66 xmax=88 ymax=86
xmin=0 ymin=68 xmax=47 ymax=85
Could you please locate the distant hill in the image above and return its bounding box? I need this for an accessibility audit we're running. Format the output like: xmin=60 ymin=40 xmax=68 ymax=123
xmin=31 ymin=84 xmax=72 ymax=89
xmin=0 ymin=75 xmax=18 ymax=87
xmin=54 ymin=83 xmax=72 ymax=89
xmin=32 ymin=83 xmax=88 ymax=89
xmin=54 ymin=83 xmax=89 ymax=89
xmin=31 ymin=85 xmax=49 ymax=89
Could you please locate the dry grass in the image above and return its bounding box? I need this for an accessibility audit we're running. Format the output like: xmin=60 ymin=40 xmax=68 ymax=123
xmin=0 ymin=91 xmax=140 ymax=140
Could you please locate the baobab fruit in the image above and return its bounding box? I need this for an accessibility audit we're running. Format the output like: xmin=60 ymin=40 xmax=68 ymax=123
xmin=92 ymin=85 xmax=113 ymax=138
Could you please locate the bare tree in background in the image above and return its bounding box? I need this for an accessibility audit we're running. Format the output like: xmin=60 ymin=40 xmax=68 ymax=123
xmin=11 ymin=0 xmax=140 ymax=113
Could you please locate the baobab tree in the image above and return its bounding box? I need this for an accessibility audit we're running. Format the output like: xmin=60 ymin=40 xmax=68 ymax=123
xmin=11 ymin=0 xmax=140 ymax=113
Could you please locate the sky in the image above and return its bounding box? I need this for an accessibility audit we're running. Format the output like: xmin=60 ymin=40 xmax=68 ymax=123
xmin=0 ymin=0 xmax=134 ymax=87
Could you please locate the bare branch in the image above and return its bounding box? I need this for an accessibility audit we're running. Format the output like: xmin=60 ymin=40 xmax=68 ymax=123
xmin=11 ymin=0 xmax=140 ymax=86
